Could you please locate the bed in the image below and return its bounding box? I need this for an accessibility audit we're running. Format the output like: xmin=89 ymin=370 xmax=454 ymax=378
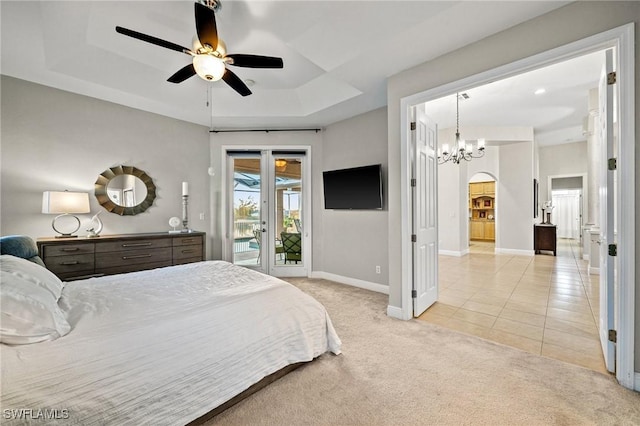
xmin=0 ymin=248 xmax=341 ymax=425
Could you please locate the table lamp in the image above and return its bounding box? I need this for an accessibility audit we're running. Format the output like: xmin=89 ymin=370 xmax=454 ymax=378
xmin=42 ymin=191 xmax=91 ymax=238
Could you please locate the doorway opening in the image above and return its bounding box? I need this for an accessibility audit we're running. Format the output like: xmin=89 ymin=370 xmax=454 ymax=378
xmin=468 ymin=172 xmax=496 ymax=253
xmin=550 ymin=175 xmax=585 ymax=241
xmin=399 ymin=24 xmax=634 ymax=388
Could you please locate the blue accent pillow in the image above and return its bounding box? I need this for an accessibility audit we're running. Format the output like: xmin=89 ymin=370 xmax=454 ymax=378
xmin=0 ymin=235 xmax=45 ymax=267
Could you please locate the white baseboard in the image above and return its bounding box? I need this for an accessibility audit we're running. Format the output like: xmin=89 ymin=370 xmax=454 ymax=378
xmin=386 ymin=305 xmax=407 ymax=320
xmin=310 ymin=271 xmax=389 ymax=295
xmin=495 ymin=248 xmax=534 ymax=256
xmin=635 ymin=372 xmax=640 ymax=392
xmin=589 ymin=266 xmax=600 ymax=275
xmin=439 ymin=249 xmax=468 ymax=257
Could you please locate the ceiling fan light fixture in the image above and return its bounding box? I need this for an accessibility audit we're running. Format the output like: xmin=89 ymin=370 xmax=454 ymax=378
xmin=215 ymin=39 xmax=227 ymax=56
xmin=193 ymin=54 xmax=226 ymax=81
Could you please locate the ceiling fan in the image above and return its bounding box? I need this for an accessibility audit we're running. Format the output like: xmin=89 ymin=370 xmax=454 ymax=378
xmin=115 ymin=1 xmax=283 ymax=96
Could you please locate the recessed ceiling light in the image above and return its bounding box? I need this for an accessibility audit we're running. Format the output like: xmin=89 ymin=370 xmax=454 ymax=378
xmin=534 ymin=88 xmax=546 ymax=95
xmin=244 ymin=79 xmax=256 ymax=87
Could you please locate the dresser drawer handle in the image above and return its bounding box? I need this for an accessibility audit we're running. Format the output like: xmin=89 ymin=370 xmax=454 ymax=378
xmin=61 ymin=248 xmax=80 ymax=252
xmin=181 ymin=239 xmax=194 ymax=244
xmin=122 ymin=254 xmax=153 ymax=260
xmin=60 ymin=261 xmax=79 ymax=265
xmin=122 ymin=242 xmax=153 ymax=247
xmin=181 ymin=249 xmax=196 ymax=254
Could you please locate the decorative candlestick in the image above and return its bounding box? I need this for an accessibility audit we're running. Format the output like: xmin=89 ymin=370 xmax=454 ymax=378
xmin=181 ymin=181 xmax=191 ymax=233
xmin=182 ymin=194 xmax=190 ymax=232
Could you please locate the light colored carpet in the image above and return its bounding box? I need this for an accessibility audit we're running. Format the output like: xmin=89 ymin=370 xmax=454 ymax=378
xmin=206 ymin=278 xmax=640 ymax=425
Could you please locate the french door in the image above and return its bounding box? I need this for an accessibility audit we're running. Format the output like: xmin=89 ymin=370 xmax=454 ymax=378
xmin=412 ymin=104 xmax=439 ymax=316
xmin=226 ymin=149 xmax=309 ymax=277
xmin=598 ymin=49 xmax=616 ymax=373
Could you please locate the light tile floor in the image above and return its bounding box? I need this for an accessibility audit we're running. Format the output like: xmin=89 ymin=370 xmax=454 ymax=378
xmin=417 ymin=238 xmax=607 ymax=374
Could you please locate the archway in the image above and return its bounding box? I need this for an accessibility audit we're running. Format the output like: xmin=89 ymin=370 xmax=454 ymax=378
xmin=468 ymin=172 xmax=496 ymax=253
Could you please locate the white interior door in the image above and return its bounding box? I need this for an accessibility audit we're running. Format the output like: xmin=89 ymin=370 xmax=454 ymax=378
xmin=227 ymin=150 xmax=309 ymax=277
xmin=598 ymin=49 xmax=615 ymax=373
xmin=552 ymin=190 xmax=581 ymax=239
xmin=413 ymin=105 xmax=438 ymax=316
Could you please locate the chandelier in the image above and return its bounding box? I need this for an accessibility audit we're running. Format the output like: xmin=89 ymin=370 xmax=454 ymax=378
xmin=438 ymin=93 xmax=485 ymax=164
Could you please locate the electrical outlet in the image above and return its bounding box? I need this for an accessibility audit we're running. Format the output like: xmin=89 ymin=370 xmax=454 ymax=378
xmin=199 ymin=212 xmax=205 ymax=220
xmin=375 ymin=265 xmax=381 ymax=274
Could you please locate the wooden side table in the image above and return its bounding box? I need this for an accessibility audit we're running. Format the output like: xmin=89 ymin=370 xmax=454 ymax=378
xmin=534 ymin=224 xmax=557 ymax=256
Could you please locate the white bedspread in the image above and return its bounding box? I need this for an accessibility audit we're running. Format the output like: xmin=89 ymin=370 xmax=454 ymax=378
xmin=1 ymin=261 xmax=341 ymax=425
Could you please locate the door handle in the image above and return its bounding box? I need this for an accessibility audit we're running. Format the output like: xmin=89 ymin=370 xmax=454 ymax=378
xmin=262 ymin=228 xmax=267 ymax=233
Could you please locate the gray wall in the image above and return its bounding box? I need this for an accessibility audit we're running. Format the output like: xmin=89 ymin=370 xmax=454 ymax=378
xmin=539 ymin=141 xmax=588 ymax=206
xmin=437 ymin=158 xmax=466 ymax=254
xmin=386 ymin=1 xmax=639 ymax=370
xmin=538 ymin=141 xmax=588 ymax=227
xmin=321 ymin=107 xmax=389 ymax=285
xmin=497 ymin=142 xmax=534 ymax=252
xmin=209 ymin=107 xmax=388 ymax=287
xmin=0 ymin=76 xmax=211 ymax=252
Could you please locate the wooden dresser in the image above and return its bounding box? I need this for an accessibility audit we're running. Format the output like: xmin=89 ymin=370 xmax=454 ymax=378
xmin=37 ymin=232 xmax=205 ymax=280
xmin=534 ymin=224 xmax=556 ymax=256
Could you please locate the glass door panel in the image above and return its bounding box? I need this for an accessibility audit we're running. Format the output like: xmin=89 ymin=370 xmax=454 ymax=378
xmin=272 ymin=155 xmax=304 ymax=272
xmin=231 ymin=157 xmax=262 ymax=267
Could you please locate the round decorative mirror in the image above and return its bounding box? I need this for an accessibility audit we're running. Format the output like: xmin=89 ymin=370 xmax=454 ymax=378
xmin=95 ymin=165 xmax=156 ymax=215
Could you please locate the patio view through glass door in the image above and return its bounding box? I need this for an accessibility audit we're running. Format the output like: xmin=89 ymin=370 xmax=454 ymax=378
xmin=229 ymin=151 xmax=306 ymax=276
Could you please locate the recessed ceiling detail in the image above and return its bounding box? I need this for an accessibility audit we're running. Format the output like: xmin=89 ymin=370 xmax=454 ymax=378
xmin=1 ymin=1 xmax=575 ymax=130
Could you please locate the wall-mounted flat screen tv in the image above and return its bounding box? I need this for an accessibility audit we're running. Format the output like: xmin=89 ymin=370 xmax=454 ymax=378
xmin=323 ymin=164 xmax=383 ymax=210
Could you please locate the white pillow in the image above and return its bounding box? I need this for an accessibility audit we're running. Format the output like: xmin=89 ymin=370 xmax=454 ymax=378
xmin=0 ymin=254 xmax=64 ymax=301
xmin=0 ymin=270 xmax=71 ymax=345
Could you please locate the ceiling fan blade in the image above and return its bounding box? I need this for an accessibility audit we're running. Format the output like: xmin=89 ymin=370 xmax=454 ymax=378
xmin=167 ymin=64 xmax=196 ymax=83
xmin=226 ymin=54 xmax=284 ymax=68
xmin=115 ymin=26 xmax=191 ymax=54
xmin=195 ymin=3 xmax=218 ymax=50
xmin=222 ymin=69 xmax=251 ymax=97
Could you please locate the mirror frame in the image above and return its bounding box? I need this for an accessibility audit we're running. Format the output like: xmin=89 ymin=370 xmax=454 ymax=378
xmin=95 ymin=165 xmax=156 ymax=215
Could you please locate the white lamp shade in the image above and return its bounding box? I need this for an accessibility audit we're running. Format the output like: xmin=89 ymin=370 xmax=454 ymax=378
xmin=42 ymin=191 xmax=90 ymax=214
xmin=193 ymin=55 xmax=226 ymax=81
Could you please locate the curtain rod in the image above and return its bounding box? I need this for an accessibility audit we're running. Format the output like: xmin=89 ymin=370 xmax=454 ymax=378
xmin=210 ymin=128 xmax=322 ymax=133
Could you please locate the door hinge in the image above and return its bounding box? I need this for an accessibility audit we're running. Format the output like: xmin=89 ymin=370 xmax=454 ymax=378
xmin=608 ymin=329 xmax=617 ymax=343
xmin=411 ymin=290 xmax=417 ymax=298
xmin=607 ymin=71 xmax=617 ymax=85
xmin=608 ymin=243 xmax=617 ymax=257
xmin=411 ymin=178 xmax=417 ymax=187
xmin=410 ymin=122 xmax=416 ymax=131
xmin=608 ymin=158 xmax=617 ymax=170
xmin=411 ymin=234 xmax=417 ymax=243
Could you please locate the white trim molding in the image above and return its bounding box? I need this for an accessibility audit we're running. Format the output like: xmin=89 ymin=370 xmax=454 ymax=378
xmin=386 ymin=305 xmax=407 ymax=320
xmin=494 ymin=248 xmax=534 ymax=257
xmin=310 ymin=271 xmax=389 ymax=295
xmin=439 ymin=249 xmax=469 ymax=257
